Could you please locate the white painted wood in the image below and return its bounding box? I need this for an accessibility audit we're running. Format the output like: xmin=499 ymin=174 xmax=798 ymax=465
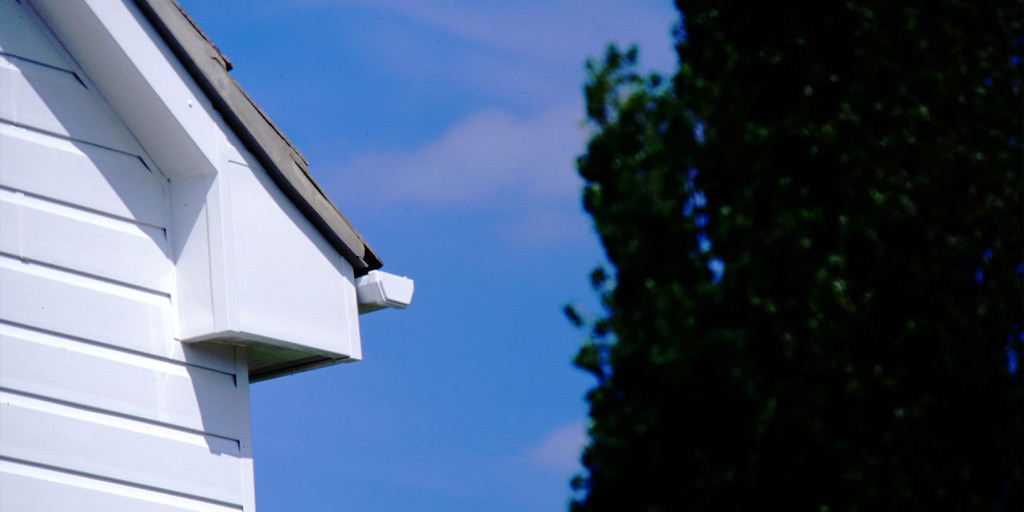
xmin=215 ymin=159 xmax=362 ymax=359
xmin=0 ymin=188 xmax=172 ymax=293
xmin=0 ymin=460 xmax=239 ymax=512
xmin=30 ymin=0 xmax=219 ymax=179
xmin=1 ymin=4 xmax=260 ymax=510
xmin=0 ymin=54 xmax=144 ymax=156
xmin=0 ymin=323 xmax=244 ymax=439
xmin=175 ymin=154 xmax=364 ymax=365
xmin=171 ymin=174 xmax=219 ymax=340
xmin=0 ymin=123 xmax=168 ymax=227
xmin=232 ymin=347 xmax=258 ymax=512
xmin=0 ymin=391 xmax=245 ymax=507
xmin=23 ymin=0 xmax=366 ymax=371
xmin=0 ymin=0 xmax=74 ymax=71
xmin=0 ymin=256 xmax=234 ymax=373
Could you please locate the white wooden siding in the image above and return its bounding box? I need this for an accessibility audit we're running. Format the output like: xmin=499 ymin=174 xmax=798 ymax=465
xmin=0 ymin=1 xmax=255 ymax=510
xmin=0 ymin=188 xmax=172 ymax=293
xmin=0 ymin=460 xmax=238 ymax=512
xmin=0 ymin=53 xmax=145 ymax=156
xmin=0 ymin=0 xmax=72 ymax=70
xmin=0 ymin=392 xmax=244 ymax=503
xmin=0 ymin=124 xmax=168 ymax=226
xmin=0 ymin=323 xmax=243 ymax=439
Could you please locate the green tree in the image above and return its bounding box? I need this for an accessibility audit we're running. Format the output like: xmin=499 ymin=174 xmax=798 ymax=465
xmin=569 ymin=1 xmax=1023 ymax=510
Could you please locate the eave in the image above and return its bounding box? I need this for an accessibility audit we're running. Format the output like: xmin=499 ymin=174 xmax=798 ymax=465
xmin=132 ymin=0 xmax=382 ymax=276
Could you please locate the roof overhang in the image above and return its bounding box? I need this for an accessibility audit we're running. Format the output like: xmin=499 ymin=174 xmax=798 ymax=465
xmin=24 ymin=0 xmax=398 ymax=379
xmin=131 ymin=0 xmax=381 ymax=276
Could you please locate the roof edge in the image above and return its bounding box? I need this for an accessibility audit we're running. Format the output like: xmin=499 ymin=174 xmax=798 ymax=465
xmin=132 ymin=0 xmax=382 ymax=276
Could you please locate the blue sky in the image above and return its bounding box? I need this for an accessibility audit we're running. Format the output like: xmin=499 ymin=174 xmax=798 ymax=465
xmin=177 ymin=1 xmax=677 ymax=510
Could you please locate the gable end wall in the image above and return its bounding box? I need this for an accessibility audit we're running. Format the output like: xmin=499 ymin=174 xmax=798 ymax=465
xmin=0 ymin=2 xmax=257 ymax=510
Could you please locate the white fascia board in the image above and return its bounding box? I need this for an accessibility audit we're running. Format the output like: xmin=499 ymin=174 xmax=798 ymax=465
xmin=28 ymin=0 xmax=219 ymax=179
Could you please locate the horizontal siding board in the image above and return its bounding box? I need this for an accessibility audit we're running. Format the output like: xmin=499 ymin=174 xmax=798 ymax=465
xmin=0 ymin=392 xmax=244 ymax=506
xmin=2 ymin=3 xmax=259 ymax=508
xmin=0 ymin=55 xmax=143 ymax=155
xmin=0 ymin=460 xmax=239 ymax=512
xmin=0 ymin=324 xmax=244 ymax=439
xmin=0 ymin=195 xmax=18 ymax=252
xmin=0 ymin=123 xmax=167 ymax=226
xmin=0 ymin=0 xmax=72 ymax=71
xmin=0 ymin=256 xmax=234 ymax=373
xmin=0 ymin=189 xmax=172 ymax=292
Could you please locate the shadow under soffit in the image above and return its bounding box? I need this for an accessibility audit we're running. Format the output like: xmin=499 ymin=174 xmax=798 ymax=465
xmin=246 ymin=343 xmax=354 ymax=382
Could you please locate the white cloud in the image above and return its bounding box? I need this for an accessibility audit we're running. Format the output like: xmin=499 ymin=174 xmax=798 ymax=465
xmin=360 ymin=0 xmax=676 ymax=67
xmin=339 ymin=104 xmax=585 ymax=207
xmin=524 ymin=420 xmax=587 ymax=473
xmin=298 ymin=0 xmax=677 ymax=104
xmin=500 ymin=205 xmax=594 ymax=248
xmin=300 ymin=0 xmax=675 ymax=247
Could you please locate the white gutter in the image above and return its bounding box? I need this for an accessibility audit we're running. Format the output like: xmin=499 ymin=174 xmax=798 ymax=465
xmin=356 ymin=271 xmax=415 ymax=314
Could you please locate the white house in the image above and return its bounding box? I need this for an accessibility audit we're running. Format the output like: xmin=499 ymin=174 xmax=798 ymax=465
xmin=0 ymin=0 xmax=412 ymax=510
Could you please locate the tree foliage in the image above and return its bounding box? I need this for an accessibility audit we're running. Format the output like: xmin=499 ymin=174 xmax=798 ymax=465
xmin=570 ymin=1 xmax=1023 ymax=510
